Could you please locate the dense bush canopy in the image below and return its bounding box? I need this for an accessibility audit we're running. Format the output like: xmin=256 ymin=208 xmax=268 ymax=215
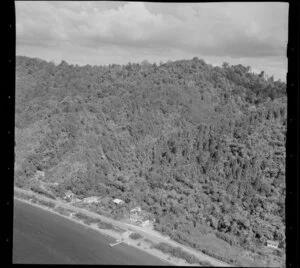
xmin=15 ymin=56 xmax=286 ymax=264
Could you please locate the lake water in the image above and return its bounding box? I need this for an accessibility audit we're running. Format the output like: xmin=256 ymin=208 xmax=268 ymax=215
xmin=13 ymin=199 xmax=169 ymax=265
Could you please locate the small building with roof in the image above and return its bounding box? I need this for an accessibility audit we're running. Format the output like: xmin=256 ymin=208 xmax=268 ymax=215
xmin=113 ymin=198 xmax=124 ymax=205
xmin=130 ymin=206 xmax=142 ymax=213
xmin=64 ymin=190 xmax=75 ymax=200
xmin=266 ymin=240 xmax=279 ymax=249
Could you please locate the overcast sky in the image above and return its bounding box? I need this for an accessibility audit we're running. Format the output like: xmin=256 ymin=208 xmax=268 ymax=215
xmin=16 ymin=2 xmax=288 ymax=81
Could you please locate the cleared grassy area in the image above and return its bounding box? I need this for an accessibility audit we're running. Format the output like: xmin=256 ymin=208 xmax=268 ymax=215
xmin=152 ymin=242 xmax=212 ymax=266
xmin=171 ymin=232 xmax=240 ymax=265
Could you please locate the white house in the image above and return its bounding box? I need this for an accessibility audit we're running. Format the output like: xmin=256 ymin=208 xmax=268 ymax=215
xmin=130 ymin=206 xmax=142 ymax=213
xmin=64 ymin=190 xmax=74 ymax=199
xmin=130 ymin=213 xmax=143 ymax=222
xmin=266 ymin=240 xmax=279 ymax=249
xmin=130 ymin=207 xmax=147 ymax=223
xmin=113 ymin=198 xmax=124 ymax=205
xmin=83 ymin=196 xmax=101 ymax=204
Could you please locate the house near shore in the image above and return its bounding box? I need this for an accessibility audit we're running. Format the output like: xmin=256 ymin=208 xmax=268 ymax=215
xmin=64 ymin=190 xmax=75 ymax=200
xmin=129 ymin=206 xmax=151 ymax=225
xmin=266 ymin=240 xmax=279 ymax=249
xmin=113 ymin=198 xmax=124 ymax=205
xmin=130 ymin=207 xmax=143 ymax=221
xmin=130 ymin=213 xmax=143 ymax=222
xmin=130 ymin=206 xmax=142 ymax=213
xmin=83 ymin=196 xmax=101 ymax=204
xmin=130 ymin=217 xmax=153 ymax=227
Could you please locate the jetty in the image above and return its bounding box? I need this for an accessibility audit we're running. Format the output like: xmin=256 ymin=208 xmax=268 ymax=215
xmin=109 ymin=240 xmax=123 ymax=247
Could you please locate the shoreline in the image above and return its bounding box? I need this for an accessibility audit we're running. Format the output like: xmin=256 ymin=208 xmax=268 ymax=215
xmin=13 ymin=187 xmax=232 ymax=266
xmin=13 ymin=197 xmax=195 ymax=266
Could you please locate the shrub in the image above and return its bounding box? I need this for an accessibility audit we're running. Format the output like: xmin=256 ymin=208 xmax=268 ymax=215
xmin=144 ymin=238 xmax=154 ymax=244
xmin=37 ymin=199 xmax=56 ymax=208
xmin=73 ymin=213 xmax=115 ymax=228
xmin=83 ymin=217 xmax=101 ymax=225
xmin=113 ymin=227 xmax=126 ymax=233
xmin=199 ymin=260 xmax=212 ymax=266
xmin=97 ymin=221 xmax=114 ymax=230
xmin=74 ymin=212 xmax=90 ymax=220
xmin=129 ymin=232 xmax=143 ymax=240
xmin=73 ymin=213 xmax=99 ymax=224
xmin=73 ymin=212 xmax=118 ymax=230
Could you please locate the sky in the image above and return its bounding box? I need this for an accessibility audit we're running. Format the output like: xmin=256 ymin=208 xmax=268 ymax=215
xmin=16 ymin=2 xmax=288 ymax=81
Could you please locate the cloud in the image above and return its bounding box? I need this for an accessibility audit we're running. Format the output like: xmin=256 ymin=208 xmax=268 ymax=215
xmin=16 ymin=2 xmax=288 ymax=79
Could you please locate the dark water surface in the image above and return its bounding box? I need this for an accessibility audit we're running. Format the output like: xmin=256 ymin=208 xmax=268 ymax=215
xmin=13 ymin=199 xmax=169 ymax=265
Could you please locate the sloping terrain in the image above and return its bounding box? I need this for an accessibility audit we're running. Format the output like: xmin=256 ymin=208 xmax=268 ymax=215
xmin=15 ymin=56 xmax=286 ymax=266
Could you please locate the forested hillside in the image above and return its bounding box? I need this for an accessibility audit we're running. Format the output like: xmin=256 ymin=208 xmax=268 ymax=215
xmin=15 ymin=56 xmax=286 ymax=266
